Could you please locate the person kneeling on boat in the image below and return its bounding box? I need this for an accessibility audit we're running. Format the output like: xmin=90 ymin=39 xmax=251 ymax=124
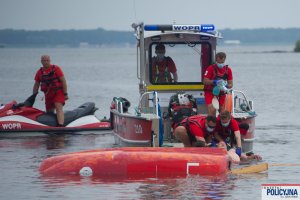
xmin=151 ymin=44 xmax=178 ymax=83
xmin=212 ymin=110 xmax=242 ymax=163
xmin=213 ymin=110 xmax=262 ymax=163
xmin=174 ymin=115 xmax=217 ymax=147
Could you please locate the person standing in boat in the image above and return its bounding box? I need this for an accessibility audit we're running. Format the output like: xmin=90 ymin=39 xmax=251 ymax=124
xmin=32 ymin=55 xmax=68 ymax=127
xmin=203 ymin=52 xmax=233 ymax=116
xmin=174 ymin=115 xmax=217 ymax=147
xmin=151 ymin=44 xmax=178 ymax=83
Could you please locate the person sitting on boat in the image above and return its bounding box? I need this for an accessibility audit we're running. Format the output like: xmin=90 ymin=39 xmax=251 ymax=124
xmin=174 ymin=115 xmax=217 ymax=147
xmin=32 ymin=55 xmax=68 ymax=127
xmin=203 ymin=52 xmax=233 ymax=116
xmin=151 ymin=44 xmax=178 ymax=83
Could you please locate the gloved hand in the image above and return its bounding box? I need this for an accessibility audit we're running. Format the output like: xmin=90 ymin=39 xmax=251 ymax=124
xmin=218 ymin=81 xmax=232 ymax=93
xmin=219 ymin=85 xmax=229 ymax=92
xmin=217 ymin=80 xmax=226 ymax=88
xmin=217 ymin=80 xmax=226 ymax=86
xmin=235 ymin=147 xmax=242 ymax=157
xmin=194 ymin=141 xmax=206 ymax=147
xmin=213 ymin=79 xmax=224 ymax=86
xmin=213 ymin=80 xmax=231 ymax=93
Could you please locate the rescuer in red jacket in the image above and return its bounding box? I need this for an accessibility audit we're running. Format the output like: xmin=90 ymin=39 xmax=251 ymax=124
xmin=174 ymin=115 xmax=217 ymax=147
xmin=151 ymin=44 xmax=178 ymax=83
xmin=203 ymin=52 xmax=233 ymax=116
xmin=33 ymin=55 xmax=68 ymax=126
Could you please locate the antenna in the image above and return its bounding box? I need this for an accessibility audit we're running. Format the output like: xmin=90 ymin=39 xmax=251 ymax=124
xmin=133 ymin=0 xmax=137 ymax=22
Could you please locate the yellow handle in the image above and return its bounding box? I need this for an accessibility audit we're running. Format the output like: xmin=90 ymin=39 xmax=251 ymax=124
xmin=231 ymin=163 xmax=268 ymax=174
xmin=270 ymin=163 xmax=300 ymax=166
xmin=231 ymin=163 xmax=300 ymax=174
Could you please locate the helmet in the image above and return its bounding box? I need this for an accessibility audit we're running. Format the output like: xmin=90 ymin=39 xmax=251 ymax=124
xmin=178 ymin=94 xmax=190 ymax=105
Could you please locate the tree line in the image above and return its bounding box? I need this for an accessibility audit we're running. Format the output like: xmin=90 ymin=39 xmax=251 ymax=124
xmin=0 ymin=28 xmax=134 ymax=47
xmin=0 ymin=27 xmax=300 ymax=47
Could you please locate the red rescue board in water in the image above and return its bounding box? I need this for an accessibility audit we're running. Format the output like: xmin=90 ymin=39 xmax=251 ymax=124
xmin=39 ymin=147 xmax=229 ymax=179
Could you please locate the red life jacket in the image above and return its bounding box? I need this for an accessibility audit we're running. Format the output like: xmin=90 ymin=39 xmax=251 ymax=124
xmin=40 ymin=65 xmax=63 ymax=92
xmin=179 ymin=115 xmax=207 ymax=144
xmin=215 ymin=64 xmax=228 ymax=78
xmin=152 ymin=57 xmax=173 ymax=83
xmin=220 ymin=120 xmax=236 ymax=148
xmin=180 ymin=115 xmax=206 ymax=131
xmin=204 ymin=64 xmax=228 ymax=92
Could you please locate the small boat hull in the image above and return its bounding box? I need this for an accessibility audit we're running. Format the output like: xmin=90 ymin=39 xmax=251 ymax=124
xmin=0 ymin=116 xmax=111 ymax=134
xmin=39 ymin=147 xmax=229 ymax=179
xmin=0 ymin=101 xmax=111 ymax=135
xmin=111 ymin=110 xmax=154 ymax=147
xmin=234 ymin=115 xmax=256 ymax=153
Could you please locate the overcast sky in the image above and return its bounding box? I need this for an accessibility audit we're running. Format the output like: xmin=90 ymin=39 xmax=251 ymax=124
xmin=1 ymin=0 xmax=299 ymax=31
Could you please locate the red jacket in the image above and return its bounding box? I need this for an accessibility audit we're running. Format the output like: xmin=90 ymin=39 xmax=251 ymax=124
xmin=34 ymin=65 xmax=64 ymax=92
xmin=204 ymin=64 xmax=233 ymax=91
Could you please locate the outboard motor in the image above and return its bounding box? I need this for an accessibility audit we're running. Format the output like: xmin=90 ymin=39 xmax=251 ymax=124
xmin=111 ymin=97 xmax=131 ymax=113
xmin=167 ymin=93 xmax=197 ymax=129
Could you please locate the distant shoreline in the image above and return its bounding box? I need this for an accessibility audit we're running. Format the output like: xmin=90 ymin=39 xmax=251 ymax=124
xmin=1 ymin=28 xmax=300 ymax=48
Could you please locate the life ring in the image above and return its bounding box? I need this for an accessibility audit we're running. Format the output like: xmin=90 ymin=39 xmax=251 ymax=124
xmin=224 ymin=93 xmax=233 ymax=113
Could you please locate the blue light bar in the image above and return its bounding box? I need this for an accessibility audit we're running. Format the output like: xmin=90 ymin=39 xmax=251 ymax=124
xmin=200 ymin=24 xmax=215 ymax=32
xmin=144 ymin=25 xmax=172 ymax=31
xmin=144 ymin=24 xmax=215 ymax=32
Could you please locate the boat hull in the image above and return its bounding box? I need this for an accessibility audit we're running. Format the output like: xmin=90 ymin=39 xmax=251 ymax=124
xmin=39 ymin=147 xmax=229 ymax=179
xmin=111 ymin=110 xmax=154 ymax=147
xmin=0 ymin=115 xmax=111 ymax=135
xmin=234 ymin=115 xmax=256 ymax=153
xmin=111 ymin=109 xmax=256 ymax=152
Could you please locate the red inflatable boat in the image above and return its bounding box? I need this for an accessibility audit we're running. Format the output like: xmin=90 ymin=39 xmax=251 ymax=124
xmin=39 ymin=147 xmax=229 ymax=179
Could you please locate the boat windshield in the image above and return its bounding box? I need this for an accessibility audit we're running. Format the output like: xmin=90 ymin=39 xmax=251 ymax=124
xmin=149 ymin=42 xmax=211 ymax=85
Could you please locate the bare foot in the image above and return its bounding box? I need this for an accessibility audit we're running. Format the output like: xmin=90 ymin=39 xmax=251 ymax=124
xmin=241 ymin=154 xmax=262 ymax=161
xmin=228 ymin=149 xmax=240 ymax=164
xmin=248 ymin=154 xmax=262 ymax=161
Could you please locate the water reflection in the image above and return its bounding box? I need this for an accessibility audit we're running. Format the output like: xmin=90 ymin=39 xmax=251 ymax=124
xmin=45 ymin=135 xmax=68 ymax=149
xmin=39 ymin=174 xmax=238 ymax=199
xmin=0 ymin=134 xmax=70 ymax=150
xmin=0 ymin=126 xmax=294 ymax=200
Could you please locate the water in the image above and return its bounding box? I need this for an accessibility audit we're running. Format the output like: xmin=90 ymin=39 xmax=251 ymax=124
xmin=1 ymin=45 xmax=300 ymax=199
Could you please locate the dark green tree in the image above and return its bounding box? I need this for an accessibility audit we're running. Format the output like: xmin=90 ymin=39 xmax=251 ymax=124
xmin=294 ymin=40 xmax=300 ymax=52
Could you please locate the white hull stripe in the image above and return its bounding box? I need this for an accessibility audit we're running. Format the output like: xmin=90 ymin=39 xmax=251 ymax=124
xmin=0 ymin=115 xmax=47 ymax=126
xmin=113 ymin=132 xmax=151 ymax=144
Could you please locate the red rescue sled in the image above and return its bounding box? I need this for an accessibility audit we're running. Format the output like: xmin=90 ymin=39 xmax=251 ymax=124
xmin=39 ymin=147 xmax=229 ymax=179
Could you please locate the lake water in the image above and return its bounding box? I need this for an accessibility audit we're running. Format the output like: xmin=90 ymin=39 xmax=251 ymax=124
xmin=1 ymin=45 xmax=300 ymax=199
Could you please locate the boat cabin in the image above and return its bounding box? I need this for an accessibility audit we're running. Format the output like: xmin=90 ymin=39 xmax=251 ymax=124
xmin=131 ymin=23 xmax=223 ymax=140
xmin=133 ymin=23 xmax=220 ymax=114
xmin=111 ymin=23 xmax=256 ymax=153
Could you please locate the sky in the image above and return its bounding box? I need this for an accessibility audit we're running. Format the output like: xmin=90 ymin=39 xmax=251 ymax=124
xmin=1 ymin=0 xmax=300 ymax=31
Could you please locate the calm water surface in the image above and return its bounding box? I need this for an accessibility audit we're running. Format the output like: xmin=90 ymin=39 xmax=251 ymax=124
xmin=0 ymin=45 xmax=300 ymax=199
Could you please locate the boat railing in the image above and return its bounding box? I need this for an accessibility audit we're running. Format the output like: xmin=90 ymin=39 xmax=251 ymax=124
xmin=135 ymin=91 xmax=159 ymax=117
xmin=112 ymin=97 xmax=130 ymax=115
xmin=118 ymin=101 xmax=124 ymax=114
xmin=114 ymin=99 xmax=124 ymax=114
xmin=231 ymin=90 xmax=256 ymax=116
